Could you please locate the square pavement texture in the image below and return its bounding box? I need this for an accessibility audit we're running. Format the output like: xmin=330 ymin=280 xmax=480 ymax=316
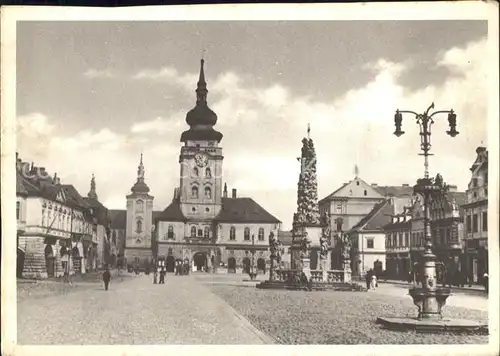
xmin=17 ymin=273 xmax=274 ymax=344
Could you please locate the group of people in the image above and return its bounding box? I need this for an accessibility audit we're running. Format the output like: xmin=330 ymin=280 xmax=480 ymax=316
xmin=365 ymin=269 xmax=378 ymax=291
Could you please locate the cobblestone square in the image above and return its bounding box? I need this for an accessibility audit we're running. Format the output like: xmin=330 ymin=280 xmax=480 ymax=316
xmin=17 ymin=272 xmax=489 ymax=345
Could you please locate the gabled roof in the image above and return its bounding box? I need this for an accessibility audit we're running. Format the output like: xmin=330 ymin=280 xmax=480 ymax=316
xmin=319 ymin=176 xmax=384 ymax=203
xmin=83 ymin=197 xmax=109 ymax=225
xmin=216 ymin=197 xmax=281 ymax=224
xmin=350 ymin=199 xmax=393 ymax=232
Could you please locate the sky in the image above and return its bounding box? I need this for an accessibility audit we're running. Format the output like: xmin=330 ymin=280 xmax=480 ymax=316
xmin=16 ymin=20 xmax=489 ymax=230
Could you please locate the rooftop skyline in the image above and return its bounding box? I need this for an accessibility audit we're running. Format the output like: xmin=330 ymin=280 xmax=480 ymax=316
xmin=16 ymin=21 xmax=489 ymax=229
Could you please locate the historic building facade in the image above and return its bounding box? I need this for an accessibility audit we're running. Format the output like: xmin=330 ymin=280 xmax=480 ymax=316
xmin=462 ymin=146 xmax=488 ymax=284
xmin=384 ymin=206 xmax=412 ymax=281
xmin=117 ymin=59 xmax=281 ymax=272
xmin=16 ymin=155 xmax=103 ymax=278
xmin=319 ymin=172 xmax=413 ymax=275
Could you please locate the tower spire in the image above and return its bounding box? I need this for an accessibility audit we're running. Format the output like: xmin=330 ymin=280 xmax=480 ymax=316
xmin=196 ymin=58 xmax=208 ymax=104
xmin=354 ymin=164 xmax=359 ymax=178
xmin=307 ymin=123 xmax=311 ymax=139
xmin=88 ymin=173 xmax=98 ymax=199
xmin=137 ymin=153 xmax=145 ymax=181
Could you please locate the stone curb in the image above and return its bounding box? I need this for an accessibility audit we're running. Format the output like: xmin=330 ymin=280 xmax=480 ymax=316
xmin=207 ymin=287 xmax=277 ymax=344
xmin=378 ymin=280 xmax=486 ymax=292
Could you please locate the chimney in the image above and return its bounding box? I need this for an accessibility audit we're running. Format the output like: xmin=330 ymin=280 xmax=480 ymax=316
xmin=223 ymin=183 xmax=228 ymax=198
xmin=232 ymin=188 xmax=237 ymax=198
xmin=402 ymin=184 xmax=409 ymax=187
xmin=371 ymin=183 xmax=378 ymax=187
xmin=476 ymin=146 xmax=486 ymax=154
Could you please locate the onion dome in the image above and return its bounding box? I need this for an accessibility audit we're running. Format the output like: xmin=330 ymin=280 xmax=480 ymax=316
xmin=181 ymin=59 xmax=223 ymax=143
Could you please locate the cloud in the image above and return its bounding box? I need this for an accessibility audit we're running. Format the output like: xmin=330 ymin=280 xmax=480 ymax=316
xmin=18 ymin=38 xmax=488 ymax=230
xmin=83 ymin=69 xmax=116 ymax=79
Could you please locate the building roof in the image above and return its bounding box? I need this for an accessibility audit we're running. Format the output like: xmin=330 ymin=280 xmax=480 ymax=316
xmin=108 ymin=210 xmax=127 ymax=229
xmin=60 ymin=184 xmax=91 ymax=209
xmin=373 ymin=185 xmax=414 ymax=198
xmin=156 ymin=201 xmax=187 ymax=222
xmin=216 ymin=197 xmax=281 ymax=224
xmin=278 ymin=230 xmax=294 ymax=245
xmin=350 ymin=199 xmax=393 ymax=232
xmin=83 ymin=197 xmax=109 ymax=225
xmin=16 ymin=172 xmax=28 ymax=196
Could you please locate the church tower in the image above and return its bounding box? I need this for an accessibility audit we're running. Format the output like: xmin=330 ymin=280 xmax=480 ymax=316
xmin=179 ymin=59 xmax=224 ymax=220
xmin=126 ymin=154 xmax=154 ymax=251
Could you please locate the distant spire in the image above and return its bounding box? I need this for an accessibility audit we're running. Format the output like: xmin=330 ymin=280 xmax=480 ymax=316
xmin=137 ymin=154 xmax=145 ymax=181
xmin=196 ymin=58 xmax=208 ymax=103
xmin=88 ymin=173 xmax=98 ymax=199
xmin=307 ymin=123 xmax=311 ymax=139
xmin=223 ymin=183 xmax=228 ymax=198
xmin=354 ymin=164 xmax=359 ymax=178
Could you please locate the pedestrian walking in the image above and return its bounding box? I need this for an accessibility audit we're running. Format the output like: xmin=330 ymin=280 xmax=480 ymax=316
xmin=159 ymin=269 xmax=166 ymax=284
xmin=483 ymin=272 xmax=489 ymax=293
xmin=371 ymin=273 xmax=377 ymax=290
xmin=103 ymin=267 xmax=111 ymax=291
xmin=365 ymin=269 xmax=372 ymax=291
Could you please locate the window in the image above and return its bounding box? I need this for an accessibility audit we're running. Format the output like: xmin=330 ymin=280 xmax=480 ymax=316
xmin=190 ymin=226 xmax=196 ymax=237
xmin=168 ymin=225 xmax=174 ymax=239
xmin=482 ymin=212 xmax=488 ymax=231
xmin=198 ymin=229 xmax=203 ymax=237
xmin=191 ymin=186 xmax=198 ymax=198
xmin=392 ymin=232 xmax=397 ymax=247
xmin=205 ymin=187 xmax=212 ymax=199
xmin=258 ymin=228 xmax=265 ymax=241
xmin=136 ymin=200 xmax=144 ymax=213
xmin=136 ymin=219 xmax=143 ymax=233
xmin=230 ymin=226 xmax=236 ymax=240
xmin=16 ymin=201 xmax=20 ymax=220
xmin=398 ymin=232 xmax=403 ymax=247
xmin=363 ymin=190 xmax=367 ymax=196
xmin=193 ymin=167 xmax=199 ymax=177
xmin=367 ymin=238 xmax=374 ymax=249
xmin=466 ymin=215 xmax=472 ymax=233
xmin=204 ymin=227 xmax=210 ymax=239
xmin=356 ymin=181 xmax=360 ymax=186
xmin=472 ymin=214 xmax=478 ymax=232
xmin=472 ymin=178 xmax=478 ymax=188
xmin=205 ymin=168 xmax=211 ymax=178
xmin=336 ymin=204 xmax=342 ymax=213
xmin=244 ymin=227 xmax=250 ymax=241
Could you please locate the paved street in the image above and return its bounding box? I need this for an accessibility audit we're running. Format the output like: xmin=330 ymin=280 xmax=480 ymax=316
xmin=17 ymin=273 xmax=274 ymax=344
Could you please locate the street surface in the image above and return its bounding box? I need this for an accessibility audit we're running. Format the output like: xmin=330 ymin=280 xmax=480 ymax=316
xmin=17 ymin=273 xmax=274 ymax=344
xmin=17 ymin=272 xmax=489 ymax=345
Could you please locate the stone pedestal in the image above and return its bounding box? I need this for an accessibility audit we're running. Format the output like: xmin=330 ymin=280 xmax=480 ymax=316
xmin=319 ymin=258 xmax=329 ymax=282
xmin=343 ymin=257 xmax=352 ymax=283
xmin=301 ymin=257 xmax=311 ymax=279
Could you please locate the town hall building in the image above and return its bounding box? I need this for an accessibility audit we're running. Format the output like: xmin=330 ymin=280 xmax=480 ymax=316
xmin=112 ymin=59 xmax=281 ymax=273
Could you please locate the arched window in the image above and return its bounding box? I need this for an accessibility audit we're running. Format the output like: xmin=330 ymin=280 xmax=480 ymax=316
xmin=258 ymin=228 xmax=264 ymax=241
xmin=168 ymin=225 xmax=174 ymax=239
xmin=363 ymin=190 xmax=367 ymax=196
xmin=204 ymin=226 xmax=210 ymax=239
xmin=205 ymin=168 xmax=212 ymax=178
xmin=193 ymin=167 xmax=199 ymax=177
xmin=136 ymin=219 xmax=143 ymax=233
xmin=192 ymin=186 xmax=199 ymax=198
xmin=244 ymin=227 xmax=250 ymax=241
xmin=198 ymin=229 xmax=203 ymax=237
xmin=190 ymin=226 xmax=196 ymax=237
xmin=136 ymin=200 xmax=144 ymax=213
xmin=230 ymin=226 xmax=236 ymax=240
xmin=205 ymin=186 xmax=212 ymax=199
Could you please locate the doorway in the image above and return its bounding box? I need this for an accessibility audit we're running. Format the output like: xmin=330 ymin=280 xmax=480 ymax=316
xmin=257 ymin=258 xmax=266 ymax=273
xmin=193 ymin=252 xmax=207 ymax=272
xmin=242 ymin=257 xmax=251 ymax=274
xmin=228 ymin=257 xmax=236 ymax=273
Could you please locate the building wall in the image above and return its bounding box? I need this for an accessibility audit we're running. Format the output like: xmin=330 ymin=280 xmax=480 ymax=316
xmin=219 ymin=223 xmax=278 ymax=245
xmin=126 ymin=195 xmax=154 ymax=250
xmin=353 ymin=232 xmax=386 ymax=276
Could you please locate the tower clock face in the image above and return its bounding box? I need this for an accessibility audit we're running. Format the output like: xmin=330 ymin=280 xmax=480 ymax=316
xmin=194 ymin=153 xmax=209 ymax=167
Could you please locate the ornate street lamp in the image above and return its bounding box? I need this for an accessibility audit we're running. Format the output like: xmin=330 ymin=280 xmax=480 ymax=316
xmin=378 ymin=103 xmax=485 ymax=332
